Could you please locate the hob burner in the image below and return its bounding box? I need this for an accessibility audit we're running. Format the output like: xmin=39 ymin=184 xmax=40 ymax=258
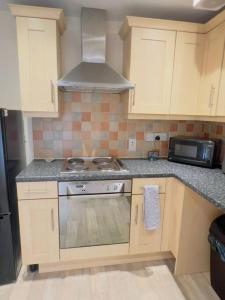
xmin=68 ymin=158 xmax=84 ymax=165
xmin=92 ymin=157 xmax=113 ymax=165
xmin=61 ymin=157 xmax=129 ymax=174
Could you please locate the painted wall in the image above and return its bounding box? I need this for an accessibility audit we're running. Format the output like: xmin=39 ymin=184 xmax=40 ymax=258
xmin=0 ymin=11 xmax=20 ymax=110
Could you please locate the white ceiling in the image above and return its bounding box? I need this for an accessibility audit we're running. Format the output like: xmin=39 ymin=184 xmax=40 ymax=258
xmin=1 ymin=0 xmax=223 ymax=22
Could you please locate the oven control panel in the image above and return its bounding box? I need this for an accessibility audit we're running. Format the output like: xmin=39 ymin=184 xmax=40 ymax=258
xmin=58 ymin=180 xmax=132 ymax=196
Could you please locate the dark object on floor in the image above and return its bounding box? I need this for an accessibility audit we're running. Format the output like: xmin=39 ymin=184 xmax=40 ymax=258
xmin=28 ymin=265 xmax=38 ymax=273
xmin=209 ymin=214 xmax=225 ymax=300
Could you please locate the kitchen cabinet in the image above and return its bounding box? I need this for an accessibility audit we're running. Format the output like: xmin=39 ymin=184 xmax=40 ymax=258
xmin=197 ymin=22 xmax=225 ymax=116
xmin=18 ymin=198 xmax=59 ymax=264
xmin=120 ymin=14 xmax=225 ymax=121
xmin=170 ymin=32 xmax=205 ymax=115
xmin=175 ymin=187 xmax=222 ymax=275
xmin=161 ymin=178 xmax=185 ymax=256
xmin=16 ymin=177 xmax=223 ymax=275
xmin=216 ymin=43 xmax=225 ymax=116
xmin=17 ymin=181 xmax=58 ymax=200
xmin=130 ymin=194 xmax=165 ymax=254
xmin=130 ymin=178 xmax=166 ymax=254
xmin=123 ymin=27 xmax=176 ymax=115
xmin=10 ymin=5 xmax=65 ymax=117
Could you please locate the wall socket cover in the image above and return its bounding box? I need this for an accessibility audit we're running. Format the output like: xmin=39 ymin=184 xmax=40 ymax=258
xmin=128 ymin=138 xmax=136 ymax=152
xmin=145 ymin=132 xmax=168 ymax=142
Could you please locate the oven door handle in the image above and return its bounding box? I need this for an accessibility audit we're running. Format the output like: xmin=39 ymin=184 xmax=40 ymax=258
xmin=60 ymin=193 xmax=131 ymax=200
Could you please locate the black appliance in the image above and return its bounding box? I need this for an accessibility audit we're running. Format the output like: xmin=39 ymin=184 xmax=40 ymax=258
xmin=168 ymin=136 xmax=221 ymax=168
xmin=0 ymin=109 xmax=26 ymax=284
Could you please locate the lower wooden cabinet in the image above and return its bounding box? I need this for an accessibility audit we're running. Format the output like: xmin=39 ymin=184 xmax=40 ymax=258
xmin=16 ymin=178 xmax=223 ymax=276
xmin=174 ymin=187 xmax=222 ymax=275
xmin=18 ymin=198 xmax=59 ymax=264
xmin=130 ymin=194 xmax=165 ymax=254
xmin=130 ymin=177 xmax=222 ymax=276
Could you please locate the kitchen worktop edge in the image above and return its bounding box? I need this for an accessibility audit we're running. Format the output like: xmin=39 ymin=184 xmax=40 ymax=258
xmin=16 ymin=159 xmax=225 ymax=211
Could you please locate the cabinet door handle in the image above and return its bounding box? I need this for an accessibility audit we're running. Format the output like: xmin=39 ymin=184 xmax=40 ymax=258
xmin=50 ymin=80 xmax=55 ymax=104
xmin=132 ymin=87 xmax=136 ymax=106
xmin=209 ymin=85 xmax=215 ymax=108
xmin=135 ymin=204 xmax=139 ymax=225
xmin=51 ymin=209 xmax=54 ymax=231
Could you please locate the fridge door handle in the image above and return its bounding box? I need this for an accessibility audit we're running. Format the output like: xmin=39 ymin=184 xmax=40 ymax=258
xmin=0 ymin=213 xmax=11 ymax=219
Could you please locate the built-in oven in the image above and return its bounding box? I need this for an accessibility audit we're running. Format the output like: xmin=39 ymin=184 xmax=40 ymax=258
xmin=58 ymin=180 xmax=132 ymax=249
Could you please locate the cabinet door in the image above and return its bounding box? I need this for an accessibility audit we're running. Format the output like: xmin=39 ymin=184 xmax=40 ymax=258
xmin=130 ymin=194 xmax=165 ymax=254
xmin=170 ymin=32 xmax=205 ymax=115
xmin=216 ymin=47 xmax=225 ymax=116
xmin=197 ymin=23 xmax=225 ymax=116
xmin=175 ymin=187 xmax=222 ymax=275
xmin=16 ymin=17 xmax=60 ymax=113
xmin=18 ymin=198 xmax=59 ymax=264
xmin=129 ymin=28 xmax=176 ymax=114
xmin=161 ymin=178 xmax=184 ymax=256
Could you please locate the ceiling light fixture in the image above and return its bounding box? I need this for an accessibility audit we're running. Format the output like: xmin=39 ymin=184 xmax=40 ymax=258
xmin=193 ymin=0 xmax=225 ymax=10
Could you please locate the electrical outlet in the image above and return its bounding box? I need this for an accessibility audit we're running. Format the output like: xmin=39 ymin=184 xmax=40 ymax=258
xmin=144 ymin=132 xmax=168 ymax=142
xmin=144 ymin=133 xmax=154 ymax=141
xmin=128 ymin=138 xmax=136 ymax=152
xmin=157 ymin=133 xmax=168 ymax=141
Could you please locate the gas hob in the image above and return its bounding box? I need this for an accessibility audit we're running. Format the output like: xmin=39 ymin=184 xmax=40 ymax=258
xmin=60 ymin=157 xmax=129 ymax=174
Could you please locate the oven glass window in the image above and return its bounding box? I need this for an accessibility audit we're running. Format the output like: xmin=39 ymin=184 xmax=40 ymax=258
xmin=174 ymin=144 xmax=198 ymax=158
xmin=59 ymin=195 xmax=131 ymax=249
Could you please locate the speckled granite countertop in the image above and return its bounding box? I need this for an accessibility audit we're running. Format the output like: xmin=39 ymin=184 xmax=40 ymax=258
xmin=16 ymin=159 xmax=225 ymax=211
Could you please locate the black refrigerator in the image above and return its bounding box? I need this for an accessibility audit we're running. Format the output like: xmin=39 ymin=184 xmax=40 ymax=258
xmin=0 ymin=108 xmax=26 ymax=284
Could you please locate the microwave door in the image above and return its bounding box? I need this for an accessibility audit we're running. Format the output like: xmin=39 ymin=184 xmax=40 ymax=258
xmin=174 ymin=143 xmax=198 ymax=159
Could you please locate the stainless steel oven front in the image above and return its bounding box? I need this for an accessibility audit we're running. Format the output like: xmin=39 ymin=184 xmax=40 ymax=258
xmin=58 ymin=180 xmax=132 ymax=249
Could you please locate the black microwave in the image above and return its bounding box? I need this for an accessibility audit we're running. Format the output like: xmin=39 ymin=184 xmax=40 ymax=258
xmin=168 ymin=136 xmax=221 ymax=168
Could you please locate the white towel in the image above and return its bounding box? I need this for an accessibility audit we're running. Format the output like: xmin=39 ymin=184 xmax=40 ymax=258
xmin=144 ymin=185 xmax=160 ymax=230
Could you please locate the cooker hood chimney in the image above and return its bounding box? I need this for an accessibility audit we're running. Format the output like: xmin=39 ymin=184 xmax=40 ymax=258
xmin=57 ymin=7 xmax=134 ymax=93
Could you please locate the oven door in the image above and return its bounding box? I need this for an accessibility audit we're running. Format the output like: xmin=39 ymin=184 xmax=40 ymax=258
xmin=59 ymin=193 xmax=131 ymax=249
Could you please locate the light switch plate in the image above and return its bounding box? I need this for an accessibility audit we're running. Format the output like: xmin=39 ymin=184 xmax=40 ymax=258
xmin=128 ymin=138 xmax=136 ymax=152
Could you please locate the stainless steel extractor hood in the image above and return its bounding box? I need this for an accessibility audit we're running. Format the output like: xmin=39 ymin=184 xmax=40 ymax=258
xmin=57 ymin=7 xmax=134 ymax=93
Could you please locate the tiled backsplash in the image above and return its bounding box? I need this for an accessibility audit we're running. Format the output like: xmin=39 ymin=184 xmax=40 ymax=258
xmin=33 ymin=92 xmax=209 ymax=159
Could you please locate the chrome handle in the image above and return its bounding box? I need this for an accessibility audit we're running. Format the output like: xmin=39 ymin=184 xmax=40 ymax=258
xmin=51 ymin=209 xmax=54 ymax=231
xmin=132 ymin=87 xmax=136 ymax=106
xmin=135 ymin=204 xmax=139 ymax=225
xmin=64 ymin=193 xmax=131 ymax=200
xmin=129 ymin=90 xmax=133 ymax=112
xmin=142 ymin=203 xmax=144 ymax=222
xmin=129 ymin=88 xmax=136 ymax=112
xmin=209 ymin=85 xmax=215 ymax=108
xmin=50 ymin=80 xmax=55 ymax=104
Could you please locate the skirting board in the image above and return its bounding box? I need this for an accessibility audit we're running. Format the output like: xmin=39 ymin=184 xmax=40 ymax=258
xmin=39 ymin=251 xmax=173 ymax=273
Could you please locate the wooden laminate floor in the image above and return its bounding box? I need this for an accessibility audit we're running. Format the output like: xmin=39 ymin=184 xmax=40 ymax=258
xmin=0 ymin=260 xmax=220 ymax=300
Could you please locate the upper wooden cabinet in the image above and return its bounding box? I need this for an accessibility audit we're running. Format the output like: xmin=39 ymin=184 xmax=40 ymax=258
xmin=10 ymin=5 xmax=65 ymax=117
xmin=170 ymin=32 xmax=205 ymax=115
xmin=120 ymin=14 xmax=225 ymax=121
xmin=215 ymin=28 xmax=225 ymax=116
xmin=197 ymin=22 xmax=225 ymax=116
xmin=125 ymin=28 xmax=176 ymax=115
